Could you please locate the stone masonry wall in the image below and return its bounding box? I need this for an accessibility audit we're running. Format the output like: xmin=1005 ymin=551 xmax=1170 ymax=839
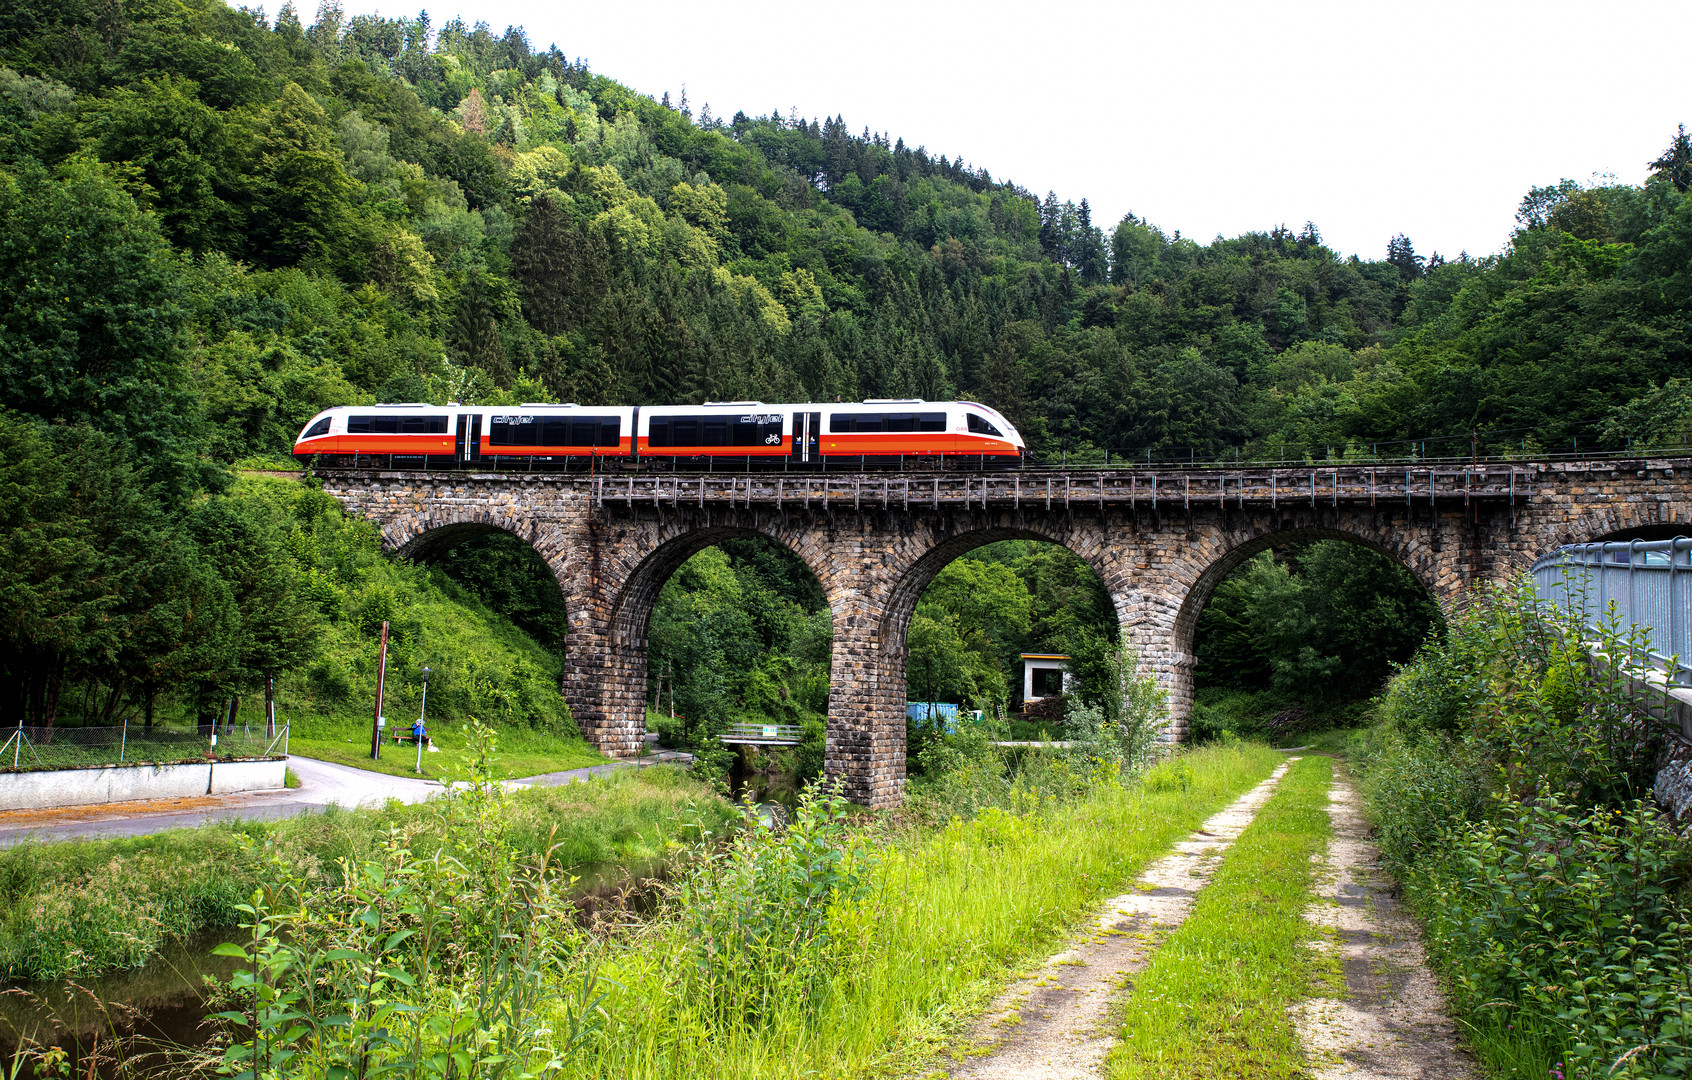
xmin=321 ymin=457 xmax=1692 ymax=808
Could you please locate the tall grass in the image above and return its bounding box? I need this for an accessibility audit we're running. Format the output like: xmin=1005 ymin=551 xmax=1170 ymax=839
xmin=0 ymin=765 xmax=727 ymax=981
xmin=553 ymin=741 xmax=1282 ymax=1079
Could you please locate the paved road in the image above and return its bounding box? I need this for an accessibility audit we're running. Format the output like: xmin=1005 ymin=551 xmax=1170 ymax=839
xmin=0 ymin=750 xmax=694 ymax=846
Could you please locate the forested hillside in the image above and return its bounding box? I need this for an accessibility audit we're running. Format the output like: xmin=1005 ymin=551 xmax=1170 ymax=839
xmin=1 ymin=0 xmax=1689 ymax=749
xmin=6 ymin=0 xmax=1692 ymax=464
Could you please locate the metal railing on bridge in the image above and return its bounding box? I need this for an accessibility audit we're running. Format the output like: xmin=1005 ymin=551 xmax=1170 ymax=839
xmin=719 ymin=722 xmax=803 ymax=746
xmin=1532 ymin=538 xmax=1692 ymax=686
xmin=589 ymin=464 xmax=1534 ymax=513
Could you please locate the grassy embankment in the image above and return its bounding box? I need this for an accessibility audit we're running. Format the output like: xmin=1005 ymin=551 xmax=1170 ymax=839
xmin=234 ymin=471 xmax=609 ymax=780
xmin=0 ymin=764 xmax=725 ymax=982
xmin=285 ymin=723 xmax=605 ymax=781
xmin=1108 ymin=753 xmax=1336 ymax=1079
xmin=554 ymin=741 xmax=1284 ymax=1078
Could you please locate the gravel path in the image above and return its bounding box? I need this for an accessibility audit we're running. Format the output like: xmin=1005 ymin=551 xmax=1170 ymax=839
xmin=945 ymin=760 xmax=1294 ymax=1080
xmin=1294 ymin=774 xmax=1478 ymax=1079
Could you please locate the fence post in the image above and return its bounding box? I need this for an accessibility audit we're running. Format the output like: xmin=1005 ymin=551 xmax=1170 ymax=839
xmin=119 ymin=715 xmax=128 ymax=764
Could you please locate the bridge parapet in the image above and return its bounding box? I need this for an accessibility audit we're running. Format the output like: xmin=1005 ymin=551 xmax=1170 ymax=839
xmin=329 ymin=464 xmax=1536 ymax=513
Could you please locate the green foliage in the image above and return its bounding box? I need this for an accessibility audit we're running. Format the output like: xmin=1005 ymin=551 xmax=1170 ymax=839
xmin=0 ymin=160 xmax=203 ymax=489
xmin=1411 ymin=793 xmax=1692 ymax=1080
xmin=0 ymin=763 xmax=730 ymax=981
xmin=211 ymin=725 xmax=606 ymax=1078
xmin=645 ymin=544 xmax=828 ymax=767
xmin=674 ymin=782 xmax=876 ymax=1025
xmin=230 ymin=475 xmax=579 ymax=736
xmin=1356 ymin=580 xmax=1692 ymax=1077
xmin=1065 ymin=641 xmax=1167 ymax=775
xmin=1196 ymin=540 xmax=1442 ymax=703
xmin=550 ymin=741 xmax=1280 ymax=1078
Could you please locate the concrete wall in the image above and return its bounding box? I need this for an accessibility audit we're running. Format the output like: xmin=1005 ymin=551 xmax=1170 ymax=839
xmin=0 ymin=758 xmax=286 ymax=811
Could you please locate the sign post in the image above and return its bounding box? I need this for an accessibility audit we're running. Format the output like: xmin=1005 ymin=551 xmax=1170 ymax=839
xmin=370 ymin=621 xmax=389 ymax=760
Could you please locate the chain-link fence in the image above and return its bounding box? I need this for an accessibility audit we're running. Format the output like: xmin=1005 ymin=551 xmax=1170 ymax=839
xmin=0 ymin=722 xmax=288 ymax=770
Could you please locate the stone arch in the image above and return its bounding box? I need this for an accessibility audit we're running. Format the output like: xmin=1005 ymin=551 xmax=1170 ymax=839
xmin=567 ymin=516 xmax=834 ymax=760
xmin=818 ymin=516 xmax=1124 ymax=805
xmin=1589 ymin=524 xmax=1692 ymax=544
xmin=1544 ymin=511 xmax=1692 ymax=554
xmin=603 ymin=522 xmax=831 ymax=654
xmin=877 ymin=522 xmax=1120 ymax=663
xmin=1160 ymin=524 xmax=1443 ymax=734
xmin=381 ymin=515 xmax=576 ymax=635
xmin=1170 ymin=526 xmax=1440 ymax=670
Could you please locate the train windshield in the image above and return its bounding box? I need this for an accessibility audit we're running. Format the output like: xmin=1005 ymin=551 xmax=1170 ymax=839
xmin=966 ymin=413 xmax=1004 ymax=437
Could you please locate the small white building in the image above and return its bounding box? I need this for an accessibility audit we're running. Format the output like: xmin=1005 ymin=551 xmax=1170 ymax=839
xmin=1021 ymin=653 xmax=1074 ymax=703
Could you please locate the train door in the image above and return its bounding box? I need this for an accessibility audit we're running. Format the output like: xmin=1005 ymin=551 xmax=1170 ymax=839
xmin=455 ymin=413 xmax=482 ymax=465
xmin=792 ymin=411 xmax=821 ymax=463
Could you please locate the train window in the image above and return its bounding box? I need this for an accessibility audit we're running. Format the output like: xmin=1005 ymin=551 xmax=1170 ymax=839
xmin=650 ymin=418 xmax=693 ymax=447
xmin=349 ymin=415 xmax=449 ymax=435
xmin=651 ymin=414 xmax=775 ymax=447
xmin=732 ymin=414 xmax=784 ymax=446
xmin=882 ymin=412 xmax=947 ymax=433
xmin=966 ymin=413 xmax=1005 ymax=437
xmin=832 ymin=413 xmax=887 ymax=433
xmin=491 ymin=416 xmax=619 ymax=447
xmin=489 ymin=416 xmax=540 ymax=446
xmin=303 ymin=417 xmax=332 ymax=438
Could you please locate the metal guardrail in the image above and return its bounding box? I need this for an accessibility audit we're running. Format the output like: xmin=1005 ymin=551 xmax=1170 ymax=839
xmin=580 ymin=465 xmax=1533 ymax=513
xmin=310 ymin=443 xmax=1692 ymax=474
xmin=1532 ymin=538 xmax=1692 ymax=686
xmin=719 ymin=722 xmax=803 ymax=745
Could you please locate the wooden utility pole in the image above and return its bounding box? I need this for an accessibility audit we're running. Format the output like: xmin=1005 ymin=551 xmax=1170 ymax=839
xmin=370 ymin=621 xmax=389 ymax=759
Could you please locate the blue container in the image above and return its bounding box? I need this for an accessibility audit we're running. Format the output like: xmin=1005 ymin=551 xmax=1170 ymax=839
xmin=906 ymin=702 xmax=960 ymax=732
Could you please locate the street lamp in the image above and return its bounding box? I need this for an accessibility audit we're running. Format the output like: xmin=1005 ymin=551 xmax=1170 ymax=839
xmin=415 ymin=667 xmax=431 ymax=775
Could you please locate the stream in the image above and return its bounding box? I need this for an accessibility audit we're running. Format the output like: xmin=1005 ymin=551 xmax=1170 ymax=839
xmin=2 ymin=764 xmax=797 ymax=1076
xmin=0 ymin=932 xmax=240 ymax=1078
xmin=0 ymin=857 xmax=680 ymax=1078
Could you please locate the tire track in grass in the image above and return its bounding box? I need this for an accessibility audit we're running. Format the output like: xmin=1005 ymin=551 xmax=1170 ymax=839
xmin=1294 ymin=772 xmax=1478 ymax=1079
xmin=1106 ymin=754 xmax=1334 ymax=1080
xmin=944 ymin=759 xmax=1295 ymax=1080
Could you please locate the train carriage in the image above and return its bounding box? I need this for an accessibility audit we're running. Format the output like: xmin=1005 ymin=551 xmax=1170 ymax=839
xmin=294 ymin=399 xmax=1022 ymax=468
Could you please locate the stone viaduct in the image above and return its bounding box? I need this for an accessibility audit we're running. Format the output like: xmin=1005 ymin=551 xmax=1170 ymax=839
xmin=320 ymin=457 xmax=1692 ymax=807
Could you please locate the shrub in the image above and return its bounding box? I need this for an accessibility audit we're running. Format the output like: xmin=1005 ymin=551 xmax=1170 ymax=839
xmin=671 ymin=781 xmax=876 ymax=1026
xmin=1414 ymin=792 xmax=1692 ymax=1079
xmin=1360 ymin=576 xmax=1692 ymax=1076
xmin=210 ymin=724 xmax=608 ymax=1078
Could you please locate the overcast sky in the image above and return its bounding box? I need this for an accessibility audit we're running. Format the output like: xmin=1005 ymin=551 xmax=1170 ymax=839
xmin=323 ymin=0 xmax=1692 ymax=262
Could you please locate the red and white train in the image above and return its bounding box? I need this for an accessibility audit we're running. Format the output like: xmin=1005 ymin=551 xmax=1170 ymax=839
xmin=293 ymin=400 xmax=1024 ymax=468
